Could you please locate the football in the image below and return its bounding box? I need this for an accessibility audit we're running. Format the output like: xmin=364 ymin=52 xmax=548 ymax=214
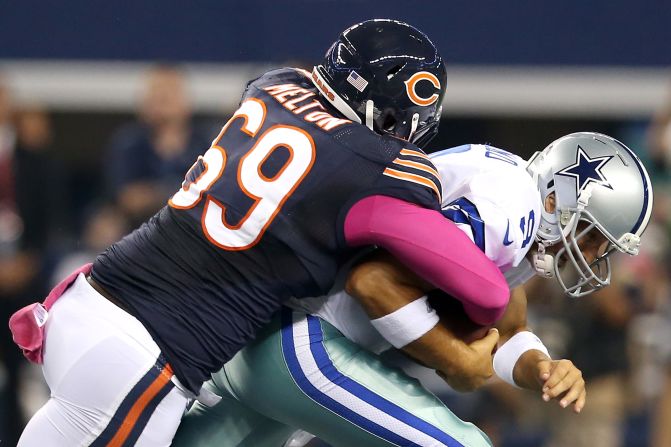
xmin=427 ymin=290 xmax=493 ymax=344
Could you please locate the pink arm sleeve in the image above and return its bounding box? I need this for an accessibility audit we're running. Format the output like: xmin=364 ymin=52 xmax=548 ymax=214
xmin=344 ymin=195 xmax=509 ymax=325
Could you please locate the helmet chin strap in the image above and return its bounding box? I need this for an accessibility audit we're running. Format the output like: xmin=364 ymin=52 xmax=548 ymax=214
xmin=533 ymin=201 xmax=585 ymax=279
xmin=365 ymin=100 xmax=375 ymax=130
xmin=407 ymin=113 xmax=419 ymax=142
xmin=534 ymin=184 xmax=593 ymax=279
xmin=533 ymin=241 xmax=555 ymax=278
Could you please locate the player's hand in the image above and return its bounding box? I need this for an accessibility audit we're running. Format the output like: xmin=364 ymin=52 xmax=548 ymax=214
xmin=537 ymin=359 xmax=586 ymax=413
xmin=437 ymin=328 xmax=499 ymax=392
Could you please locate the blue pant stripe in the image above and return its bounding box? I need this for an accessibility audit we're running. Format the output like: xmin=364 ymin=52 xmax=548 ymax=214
xmin=281 ymin=309 xmax=417 ymax=446
xmin=305 ymin=313 xmax=465 ymax=447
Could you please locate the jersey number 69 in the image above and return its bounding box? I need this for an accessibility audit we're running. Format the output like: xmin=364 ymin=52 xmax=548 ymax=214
xmin=169 ymin=99 xmax=316 ymax=250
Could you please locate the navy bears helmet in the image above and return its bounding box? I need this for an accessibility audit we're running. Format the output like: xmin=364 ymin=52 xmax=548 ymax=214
xmin=311 ymin=19 xmax=447 ymax=148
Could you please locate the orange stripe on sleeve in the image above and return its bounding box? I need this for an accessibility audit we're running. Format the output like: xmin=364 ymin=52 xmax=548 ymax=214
xmin=106 ymin=365 xmax=174 ymax=447
xmin=399 ymin=148 xmax=431 ymax=161
xmin=391 ymin=158 xmax=441 ymax=179
xmin=383 ymin=167 xmax=442 ymax=201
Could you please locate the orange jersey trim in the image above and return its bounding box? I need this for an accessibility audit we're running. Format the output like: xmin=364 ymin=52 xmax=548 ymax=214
xmin=399 ymin=148 xmax=432 ymax=161
xmin=391 ymin=157 xmax=440 ymax=180
xmin=383 ymin=167 xmax=442 ymax=201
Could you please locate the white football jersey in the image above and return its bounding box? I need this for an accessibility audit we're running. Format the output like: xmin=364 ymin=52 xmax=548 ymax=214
xmin=288 ymin=144 xmax=541 ymax=353
xmin=431 ymin=144 xmax=541 ymax=273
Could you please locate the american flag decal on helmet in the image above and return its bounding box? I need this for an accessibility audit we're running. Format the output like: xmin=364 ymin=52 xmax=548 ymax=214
xmin=346 ymin=71 xmax=368 ymax=92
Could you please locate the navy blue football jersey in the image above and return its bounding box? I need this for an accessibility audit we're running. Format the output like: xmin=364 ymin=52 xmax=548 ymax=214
xmin=92 ymin=68 xmax=442 ymax=393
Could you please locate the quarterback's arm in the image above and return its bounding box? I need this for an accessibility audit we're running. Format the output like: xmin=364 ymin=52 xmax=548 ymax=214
xmin=344 ymin=194 xmax=509 ymax=326
xmin=346 ymin=250 xmax=499 ymax=392
xmin=495 ymin=286 xmax=586 ymax=413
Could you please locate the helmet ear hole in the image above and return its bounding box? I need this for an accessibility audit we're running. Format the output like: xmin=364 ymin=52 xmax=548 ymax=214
xmin=382 ymin=113 xmax=397 ymax=132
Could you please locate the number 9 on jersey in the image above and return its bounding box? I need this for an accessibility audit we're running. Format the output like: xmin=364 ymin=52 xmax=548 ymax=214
xmin=169 ymin=99 xmax=316 ymax=250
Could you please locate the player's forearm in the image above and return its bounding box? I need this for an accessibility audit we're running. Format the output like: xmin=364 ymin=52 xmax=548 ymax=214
xmin=494 ymin=286 xmax=528 ymax=343
xmin=345 ymin=251 xmax=428 ymax=317
xmin=493 ymin=285 xmax=544 ymax=389
xmin=405 ymin=323 xmax=497 ymax=392
xmin=345 ymin=253 xmax=489 ymax=389
xmin=344 ymin=195 xmax=509 ymax=325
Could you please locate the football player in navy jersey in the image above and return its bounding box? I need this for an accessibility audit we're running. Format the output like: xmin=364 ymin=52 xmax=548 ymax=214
xmin=13 ymin=20 xmax=510 ymax=446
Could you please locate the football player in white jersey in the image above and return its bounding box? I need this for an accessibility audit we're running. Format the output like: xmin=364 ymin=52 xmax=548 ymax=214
xmin=172 ymin=132 xmax=653 ymax=447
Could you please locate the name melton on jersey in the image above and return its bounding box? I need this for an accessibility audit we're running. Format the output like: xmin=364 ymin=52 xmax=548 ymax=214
xmin=264 ymin=80 xmax=351 ymax=131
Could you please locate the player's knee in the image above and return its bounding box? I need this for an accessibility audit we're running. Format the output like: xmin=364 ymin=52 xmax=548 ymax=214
xmin=56 ymin=396 xmax=103 ymax=431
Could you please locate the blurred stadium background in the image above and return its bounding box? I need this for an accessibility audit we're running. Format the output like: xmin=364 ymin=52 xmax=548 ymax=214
xmin=2 ymin=1 xmax=671 ymax=445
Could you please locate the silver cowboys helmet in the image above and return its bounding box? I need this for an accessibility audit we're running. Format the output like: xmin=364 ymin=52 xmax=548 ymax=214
xmin=526 ymin=132 xmax=653 ymax=297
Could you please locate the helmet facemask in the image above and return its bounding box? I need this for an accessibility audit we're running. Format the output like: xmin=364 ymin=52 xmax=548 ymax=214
xmin=553 ymin=210 xmax=613 ymax=297
xmin=374 ymin=107 xmax=441 ymax=147
xmin=540 ymin=202 xmax=641 ymax=298
xmin=408 ymin=107 xmax=441 ymax=147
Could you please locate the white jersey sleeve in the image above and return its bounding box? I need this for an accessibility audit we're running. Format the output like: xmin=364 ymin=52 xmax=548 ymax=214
xmin=430 ymin=144 xmax=542 ymax=272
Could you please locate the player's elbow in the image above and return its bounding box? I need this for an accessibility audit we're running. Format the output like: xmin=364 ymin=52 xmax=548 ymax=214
xmin=463 ymin=281 xmax=510 ymax=326
xmin=491 ymin=281 xmax=511 ymax=314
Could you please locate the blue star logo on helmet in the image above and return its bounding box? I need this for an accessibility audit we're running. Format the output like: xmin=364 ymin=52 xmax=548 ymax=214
xmin=556 ymin=145 xmax=614 ymax=195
